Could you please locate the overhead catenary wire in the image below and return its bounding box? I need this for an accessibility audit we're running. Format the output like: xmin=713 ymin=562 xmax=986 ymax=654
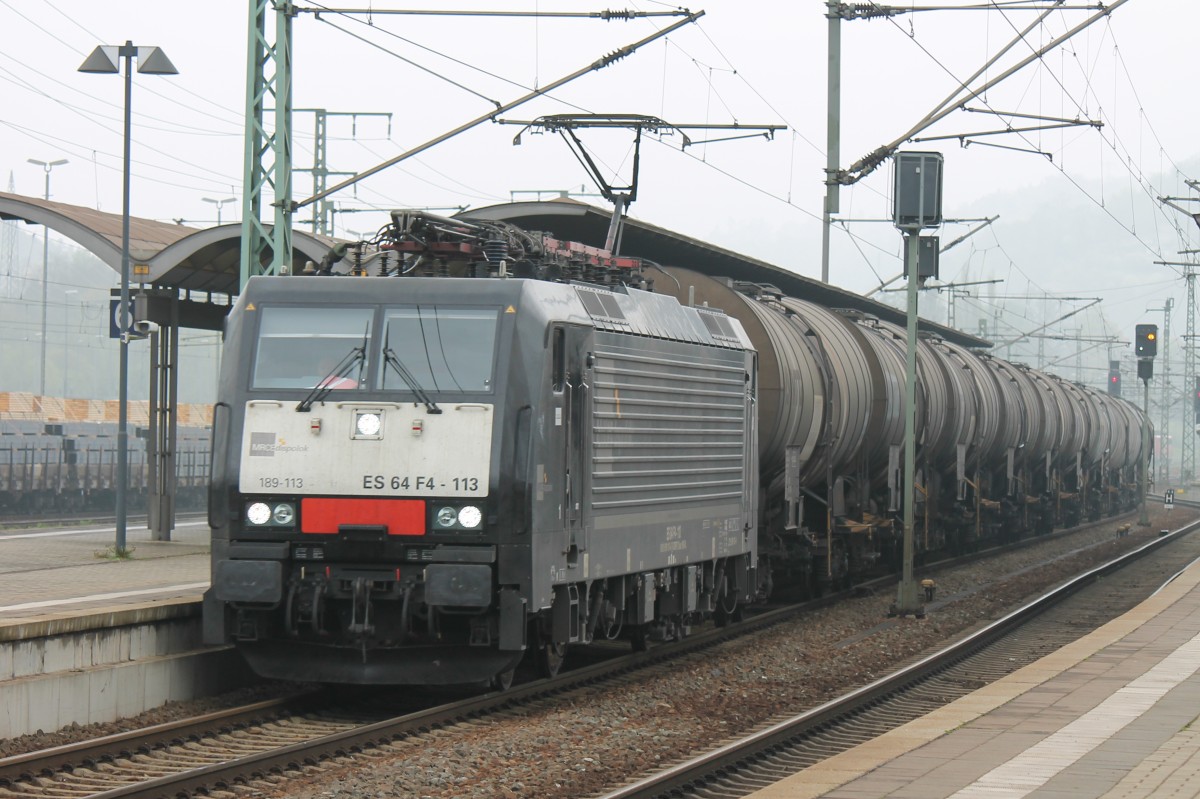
xmin=296 ymin=11 xmax=705 ymax=210
xmin=281 ymin=1 xmax=656 ymax=205
xmin=863 ymin=0 xmax=1192 ymax=258
xmin=313 ymin=16 xmax=502 ymax=107
xmin=0 ymin=119 xmax=241 ymax=196
xmin=5 ymin=2 xmax=813 ymax=237
xmin=300 ymin=0 xmax=620 ymax=100
xmin=960 ymin=5 xmax=1192 ymax=257
xmin=0 ymin=2 xmax=1191 ymax=311
xmin=9 ymin=0 xmax=246 ymax=129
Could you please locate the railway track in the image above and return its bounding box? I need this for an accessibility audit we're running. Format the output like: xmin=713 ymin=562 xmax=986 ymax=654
xmin=0 ymin=507 xmax=1180 ymax=799
xmin=0 ymin=580 xmax=873 ymax=798
xmin=595 ymin=509 xmax=1200 ymax=799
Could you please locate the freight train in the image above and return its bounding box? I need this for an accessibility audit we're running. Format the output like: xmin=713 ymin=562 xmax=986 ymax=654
xmin=203 ymin=210 xmax=1149 ymax=686
xmin=0 ymin=415 xmax=211 ymax=515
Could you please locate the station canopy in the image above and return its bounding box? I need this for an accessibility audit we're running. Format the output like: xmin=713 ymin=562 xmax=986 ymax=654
xmin=0 ymin=190 xmax=337 ymax=297
xmin=0 ymin=191 xmax=986 ymax=347
xmin=463 ymin=200 xmax=988 ymax=348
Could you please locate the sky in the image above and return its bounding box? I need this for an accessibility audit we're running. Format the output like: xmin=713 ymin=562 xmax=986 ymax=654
xmin=2 ymin=0 xmax=1198 ymax=382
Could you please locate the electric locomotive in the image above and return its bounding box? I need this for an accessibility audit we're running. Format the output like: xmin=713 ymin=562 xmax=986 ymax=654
xmin=203 ymin=213 xmax=759 ymax=685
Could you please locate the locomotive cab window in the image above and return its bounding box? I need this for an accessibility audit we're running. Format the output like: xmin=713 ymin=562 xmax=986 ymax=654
xmin=251 ymin=306 xmax=374 ymax=390
xmin=378 ymin=307 xmax=498 ymax=393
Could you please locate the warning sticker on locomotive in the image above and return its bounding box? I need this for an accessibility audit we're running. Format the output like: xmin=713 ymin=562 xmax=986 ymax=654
xmin=239 ymin=401 xmax=492 ymax=497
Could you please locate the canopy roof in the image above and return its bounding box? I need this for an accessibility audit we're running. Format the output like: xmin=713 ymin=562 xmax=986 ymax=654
xmin=0 ymin=191 xmax=987 ymax=347
xmin=0 ymin=191 xmax=336 ymax=296
xmin=462 ymin=200 xmax=989 ymax=348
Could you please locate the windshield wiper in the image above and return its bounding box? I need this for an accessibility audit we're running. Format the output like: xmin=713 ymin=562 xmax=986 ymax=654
xmin=382 ymin=327 xmax=442 ymax=414
xmin=296 ymin=333 xmax=368 ymax=412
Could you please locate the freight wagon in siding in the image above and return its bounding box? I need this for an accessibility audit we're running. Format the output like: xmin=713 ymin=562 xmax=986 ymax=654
xmin=0 ymin=406 xmax=210 ymax=515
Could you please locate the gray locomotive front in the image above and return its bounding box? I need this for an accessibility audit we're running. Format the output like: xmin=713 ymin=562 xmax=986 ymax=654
xmin=203 ymin=274 xmax=758 ymax=685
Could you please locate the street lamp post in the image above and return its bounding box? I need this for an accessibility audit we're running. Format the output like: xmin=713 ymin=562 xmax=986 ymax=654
xmin=27 ymin=157 xmax=68 ymax=398
xmin=202 ymin=196 xmax=237 ymax=225
xmin=79 ymin=41 xmax=178 ymax=554
xmin=63 ymin=289 xmax=78 ymax=397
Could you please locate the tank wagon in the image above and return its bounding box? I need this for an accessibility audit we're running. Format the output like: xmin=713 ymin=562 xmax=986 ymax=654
xmin=651 ymin=273 xmax=1148 ymax=594
xmin=203 ymin=210 xmax=1149 ymax=686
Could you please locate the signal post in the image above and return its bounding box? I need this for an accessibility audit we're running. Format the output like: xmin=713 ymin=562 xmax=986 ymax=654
xmin=891 ymin=151 xmax=943 ymax=618
xmin=1135 ymin=324 xmax=1157 ymax=527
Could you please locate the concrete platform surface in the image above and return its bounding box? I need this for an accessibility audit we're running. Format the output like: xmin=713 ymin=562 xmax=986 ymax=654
xmin=0 ymin=519 xmax=210 ymax=626
xmin=0 ymin=520 xmax=253 ymax=739
xmin=746 ymin=554 xmax=1200 ymax=799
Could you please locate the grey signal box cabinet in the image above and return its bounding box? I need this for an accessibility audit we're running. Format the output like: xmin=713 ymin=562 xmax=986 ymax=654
xmin=893 ymin=151 xmax=943 ymax=229
xmin=904 ymin=235 xmax=939 ymax=281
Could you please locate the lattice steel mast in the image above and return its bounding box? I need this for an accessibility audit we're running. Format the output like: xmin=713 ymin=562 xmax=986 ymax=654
xmin=240 ymin=0 xmax=294 ymax=288
xmin=1158 ymin=185 xmax=1200 ymax=483
xmin=1147 ymin=299 xmax=1173 ymax=480
xmin=1184 ymin=271 xmax=1196 ymax=484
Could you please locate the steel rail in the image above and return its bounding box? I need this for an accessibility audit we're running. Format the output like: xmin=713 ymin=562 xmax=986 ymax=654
xmin=0 ymin=694 xmax=315 ymax=785
xmin=595 ymin=512 xmax=1200 ymax=799
xmin=0 ymin=505 xmax=1166 ymax=797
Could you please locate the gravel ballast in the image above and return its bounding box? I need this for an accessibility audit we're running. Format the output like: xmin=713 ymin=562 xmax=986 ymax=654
xmin=265 ymin=509 xmax=1197 ymax=799
xmin=3 ymin=508 xmax=1192 ymax=798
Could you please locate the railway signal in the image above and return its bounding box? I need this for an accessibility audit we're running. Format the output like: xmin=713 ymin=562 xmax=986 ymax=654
xmin=1134 ymin=324 xmax=1158 ymax=357
xmin=1134 ymin=324 xmax=1157 ymax=383
xmin=1107 ymin=361 xmax=1121 ymax=397
xmin=1132 ymin=325 xmax=1158 ymax=527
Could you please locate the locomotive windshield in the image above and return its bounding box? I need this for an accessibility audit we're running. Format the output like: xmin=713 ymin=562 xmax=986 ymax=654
xmin=378 ymin=307 xmax=498 ymax=393
xmin=251 ymin=306 xmax=373 ymax=390
xmin=247 ymin=305 xmax=496 ymax=393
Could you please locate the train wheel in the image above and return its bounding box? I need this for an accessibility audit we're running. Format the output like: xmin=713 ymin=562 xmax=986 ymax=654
xmin=538 ymin=641 xmax=567 ymax=678
xmin=673 ymin=618 xmax=688 ymax=640
xmin=629 ymin=625 xmax=649 ymax=652
xmin=491 ymin=667 xmax=515 ymax=692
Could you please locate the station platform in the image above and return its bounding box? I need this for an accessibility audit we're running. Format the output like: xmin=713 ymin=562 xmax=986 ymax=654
xmin=0 ymin=519 xmax=210 ymax=633
xmin=748 ymin=550 xmax=1200 ymax=798
xmin=0 ymin=520 xmax=254 ymax=740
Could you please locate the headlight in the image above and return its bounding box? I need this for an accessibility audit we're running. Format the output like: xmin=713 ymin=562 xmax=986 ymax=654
xmin=355 ymin=411 xmax=382 ymax=437
xmin=272 ymin=503 xmax=296 ymax=525
xmin=457 ymin=505 xmax=483 ymax=529
xmin=246 ymin=501 xmax=297 ymax=528
xmin=246 ymin=502 xmax=272 ymax=525
xmin=433 ymin=504 xmax=484 ymax=531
